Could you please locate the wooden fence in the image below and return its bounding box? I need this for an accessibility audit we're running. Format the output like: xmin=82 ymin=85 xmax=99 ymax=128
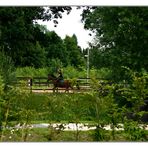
xmin=16 ymin=76 xmax=93 ymax=92
xmin=17 ymin=76 xmax=147 ymax=93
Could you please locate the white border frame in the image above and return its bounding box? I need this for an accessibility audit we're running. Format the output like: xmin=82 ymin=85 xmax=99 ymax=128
xmin=0 ymin=0 xmax=148 ymax=6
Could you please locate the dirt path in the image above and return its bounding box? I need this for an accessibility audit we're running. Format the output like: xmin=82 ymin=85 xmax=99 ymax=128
xmin=32 ymin=89 xmax=75 ymax=93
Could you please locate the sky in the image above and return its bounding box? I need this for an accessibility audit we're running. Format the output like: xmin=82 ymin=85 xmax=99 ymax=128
xmin=37 ymin=7 xmax=94 ymax=49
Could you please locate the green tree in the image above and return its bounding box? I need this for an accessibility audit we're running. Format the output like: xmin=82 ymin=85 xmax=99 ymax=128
xmin=45 ymin=31 xmax=68 ymax=66
xmin=21 ymin=41 xmax=46 ymax=68
xmin=82 ymin=7 xmax=148 ymax=81
xmin=64 ymin=35 xmax=84 ymax=67
xmin=0 ymin=7 xmax=72 ymax=67
xmin=0 ymin=51 xmax=15 ymax=89
xmin=0 ymin=51 xmax=16 ymax=140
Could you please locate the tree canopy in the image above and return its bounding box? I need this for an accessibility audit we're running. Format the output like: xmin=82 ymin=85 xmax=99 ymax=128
xmin=82 ymin=7 xmax=148 ymax=81
xmin=0 ymin=7 xmax=85 ymax=68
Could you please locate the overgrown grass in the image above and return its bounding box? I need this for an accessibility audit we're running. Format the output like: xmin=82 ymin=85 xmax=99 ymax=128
xmin=3 ymin=127 xmax=146 ymax=142
xmin=8 ymin=93 xmax=97 ymax=122
xmin=15 ymin=66 xmax=112 ymax=79
xmin=1 ymin=70 xmax=148 ymax=142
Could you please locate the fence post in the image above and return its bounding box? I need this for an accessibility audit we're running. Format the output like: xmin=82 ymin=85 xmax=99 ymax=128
xmin=30 ymin=78 xmax=33 ymax=93
xmin=39 ymin=77 xmax=40 ymax=87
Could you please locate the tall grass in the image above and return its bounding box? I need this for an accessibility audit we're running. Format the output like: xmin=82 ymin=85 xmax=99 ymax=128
xmin=1 ymin=70 xmax=148 ymax=141
xmin=15 ymin=67 xmax=49 ymax=77
xmin=15 ymin=66 xmax=112 ymax=79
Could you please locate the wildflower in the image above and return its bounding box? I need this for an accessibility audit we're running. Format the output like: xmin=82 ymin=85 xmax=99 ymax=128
xmin=10 ymin=129 xmax=15 ymax=134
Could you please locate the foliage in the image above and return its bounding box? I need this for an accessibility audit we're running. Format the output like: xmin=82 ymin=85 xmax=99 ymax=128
xmin=0 ymin=51 xmax=16 ymax=140
xmin=0 ymin=52 xmax=37 ymax=142
xmin=116 ymin=69 xmax=148 ymax=119
xmin=0 ymin=7 xmax=85 ymax=68
xmin=123 ymin=120 xmax=147 ymax=141
xmin=88 ymin=78 xmax=123 ymax=140
xmin=47 ymin=58 xmax=63 ymax=75
xmin=114 ymin=70 xmax=148 ymax=141
xmin=1 ymin=59 xmax=148 ymax=142
xmin=15 ymin=66 xmax=112 ymax=81
xmin=1 ymin=6 xmax=148 ymax=142
xmin=0 ymin=79 xmax=37 ymax=142
xmin=0 ymin=76 xmax=147 ymax=142
xmin=89 ymin=67 xmax=112 ymax=80
xmin=0 ymin=7 xmax=73 ymax=67
xmin=64 ymin=35 xmax=85 ymax=67
xmin=15 ymin=67 xmax=49 ymax=77
xmin=21 ymin=41 xmax=46 ymax=68
xmin=44 ymin=31 xmax=68 ymax=66
xmin=0 ymin=75 xmax=4 ymax=136
xmin=0 ymin=76 xmax=4 ymax=96
xmin=82 ymin=7 xmax=148 ymax=81
xmin=0 ymin=51 xmax=16 ymax=88
xmin=63 ymin=65 xmax=85 ymax=78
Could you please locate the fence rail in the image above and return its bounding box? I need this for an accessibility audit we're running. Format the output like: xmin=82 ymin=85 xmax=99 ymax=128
xmin=16 ymin=76 xmax=94 ymax=92
xmin=15 ymin=76 xmax=148 ymax=93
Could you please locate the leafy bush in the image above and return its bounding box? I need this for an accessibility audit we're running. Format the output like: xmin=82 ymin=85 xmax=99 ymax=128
xmin=15 ymin=65 xmax=113 ymax=81
xmin=124 ymin=120 xmax=147 ymax=141
xmin=15 ymin=67 xmax=49 ymax=77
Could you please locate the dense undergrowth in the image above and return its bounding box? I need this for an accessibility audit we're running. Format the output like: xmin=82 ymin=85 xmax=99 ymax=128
xmin=0 ymin=55 xmax=148 ymax=141
xmin=0 ymin=71 xmax=148 ymax=141
xmin=15 ymin=66 xmax=112 ymax=79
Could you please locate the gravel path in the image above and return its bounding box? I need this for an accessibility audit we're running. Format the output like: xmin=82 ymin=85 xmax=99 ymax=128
xmin=14 ymin=123 xmax=148 ymax=131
